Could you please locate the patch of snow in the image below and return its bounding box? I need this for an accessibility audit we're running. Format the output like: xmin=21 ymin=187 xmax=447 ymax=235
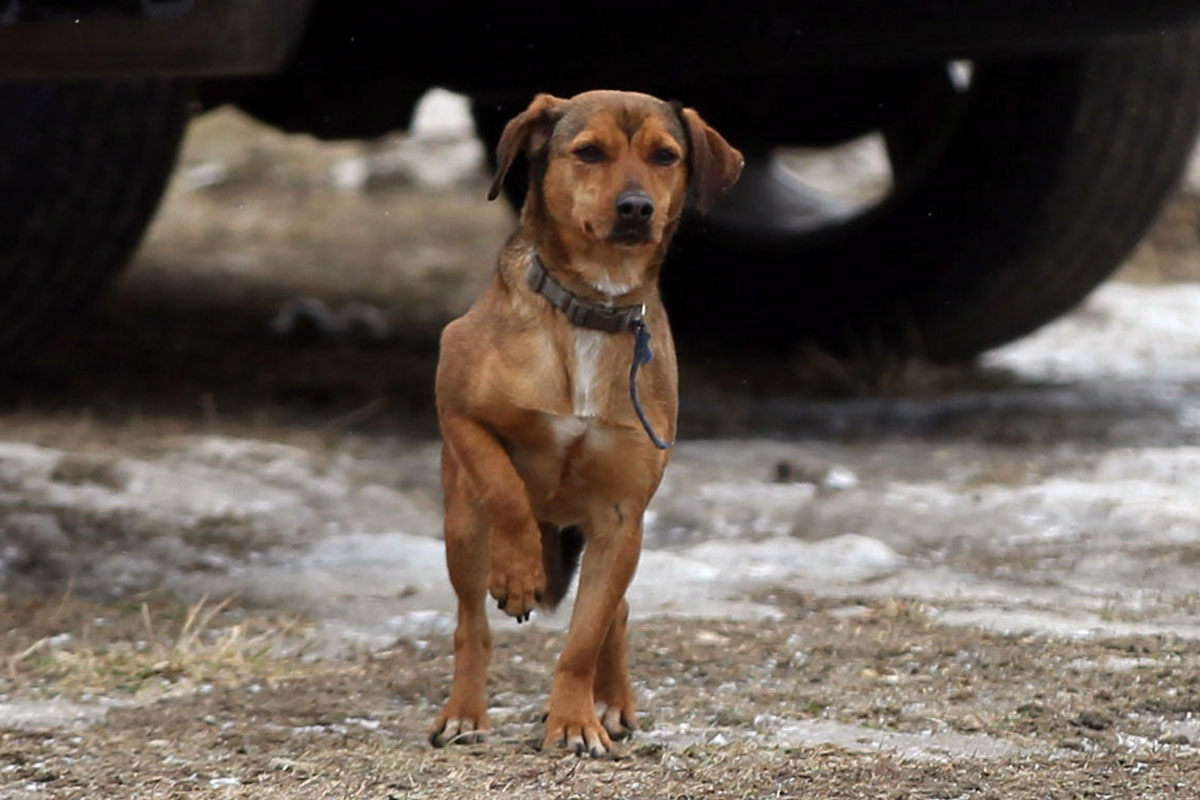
xmin=682 ymin=534 xmax=901 ymax=584
xmin=935 ymin=608 xmax=1200 ymax=641
xmin=1066 ymin=656 xmax=1167 ymax=673
xmin=988 ymin=283 xmax=1200 ymax=384
xmin=768 ymin=717 xmax=1022 ymax=760
xmin=332 ymin=89 xmax=483 ymax=192
xmin=409 ymin=88 xmax=475 ymax=141
xmin=0 ymin=700 xmax=115 ymax=731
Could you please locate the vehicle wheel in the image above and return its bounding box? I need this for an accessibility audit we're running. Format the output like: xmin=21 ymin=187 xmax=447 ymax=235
xmin=676 ymin=31 xmax=1200 ymax=359
xmin=0 ymin=80 xmax=191 ymax=366
xmin=476 ymin=29 xmax=1200 ymax=360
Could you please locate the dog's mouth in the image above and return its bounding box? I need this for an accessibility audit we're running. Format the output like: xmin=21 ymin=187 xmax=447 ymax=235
xmin=607 ymin=222 xmax=654 ymax=246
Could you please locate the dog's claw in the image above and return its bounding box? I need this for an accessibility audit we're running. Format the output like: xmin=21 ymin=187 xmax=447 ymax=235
xmin=547 ymin=718 xmax=614 ymax=759
xmin=598 ymin=704 xmax=637 ymax=741
xmin=430 ymin=716 xmax=489 ymax=748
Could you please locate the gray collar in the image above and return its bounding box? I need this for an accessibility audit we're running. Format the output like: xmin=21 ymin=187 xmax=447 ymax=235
xmin=527 ymin=252 xmax=645 ymax=334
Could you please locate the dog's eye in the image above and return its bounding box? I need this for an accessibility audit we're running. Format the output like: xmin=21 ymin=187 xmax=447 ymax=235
xmin=573 ymin=145 xmax=606 ymax=163
xmin=651 ymin=148 xmax=680 ymax=166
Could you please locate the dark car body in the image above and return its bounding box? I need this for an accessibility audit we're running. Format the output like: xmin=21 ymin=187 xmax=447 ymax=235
xmin=3 ymin=0 xmax=1200 ymax=363
xmin=3 ymin=1 xmax=1199 ymax=83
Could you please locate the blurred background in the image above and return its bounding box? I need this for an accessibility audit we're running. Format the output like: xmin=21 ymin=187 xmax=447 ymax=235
xmin=4 ymin=4 xmax=1200 ymax=795
xmin=13 ymin=84 xmax=1200 ymax=432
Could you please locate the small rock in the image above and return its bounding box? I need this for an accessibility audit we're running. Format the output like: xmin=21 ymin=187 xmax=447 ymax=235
xmin=50 ymin=454 xmax=130 ymax=490
xmin=633 ymin=741 xmax=665 ymax=757
xmin=1159 ymin=732 xmax=1191 ymax=745
xmin=3 ymin=513 xmax=70 ymax=564
xmin=269 ymin=298 xmax=391 ymax=344
xmin=1059 ymin=737 xmax=1088 ymax=751
xmin=1075 ymin=709 xmax=1112 ymax=730
xmin=772 ymin=457 xmax=829 ymax=485
xmin=957 ymin=713 xmax=985 ymax=732
xmin=694 ymin=630 xmax=730 ymax=646
xmin=774 ymin=458 xmax=858 ymax=491
xmin=269 ymin=298 xmax=343 ymax=342
xmin=269 ymin=757 xmax=317 ymax=774
xmin=337 ymin=302 xmax=392 ymax=343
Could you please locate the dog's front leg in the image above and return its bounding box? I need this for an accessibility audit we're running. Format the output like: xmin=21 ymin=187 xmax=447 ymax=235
xmin=543 ymin=507 xmax=642 ymax=756
xmin=593 ymin=596 xmax=636 ymax=741
xmin=441 ymin=415 xmax=547 ymax=620
xmin=431 ymin=444 xmax=492 ymax=746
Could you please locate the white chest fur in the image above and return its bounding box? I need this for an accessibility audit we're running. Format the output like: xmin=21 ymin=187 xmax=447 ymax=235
xmin=590 ymin=275 xmax=633 ymax=296
xmin=571 ymin=328 xmax=608 ymax=418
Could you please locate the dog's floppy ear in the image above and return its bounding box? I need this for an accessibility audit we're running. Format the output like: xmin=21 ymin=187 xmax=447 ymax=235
xmin=487 ymin=93 xmax=568 ymax=201
xmin=674 ymin=105 xmax=745 ymax=214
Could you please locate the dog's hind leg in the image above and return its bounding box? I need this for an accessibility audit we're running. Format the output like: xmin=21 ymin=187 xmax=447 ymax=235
xmin=430 ymin=444 xmax=492 ymax=747
xmin=539 ymin=523 xmax=584 ymax=610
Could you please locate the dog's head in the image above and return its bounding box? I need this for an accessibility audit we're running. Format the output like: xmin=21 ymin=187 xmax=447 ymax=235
xmin=488 ymin=90 xmax=743 ymax=255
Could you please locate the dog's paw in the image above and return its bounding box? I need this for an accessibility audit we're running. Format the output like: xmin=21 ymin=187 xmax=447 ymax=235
xmin=594 ymin=700 xmax=637 ymax=741
xmin=489 ymin=537 xmax=547 ymax=622
xmin=543 ymin=708 xmax=613 ymax=757
xmin=429 ymin=714 xmax=489 ymax=748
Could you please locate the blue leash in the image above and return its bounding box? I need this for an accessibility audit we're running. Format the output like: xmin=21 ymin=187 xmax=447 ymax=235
xmin=629 ymin=319 xmax=672 ymax=450
xmin=524 ymin=253 xmax=671 ymax=450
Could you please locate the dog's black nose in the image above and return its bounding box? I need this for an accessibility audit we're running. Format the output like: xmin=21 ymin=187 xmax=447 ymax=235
xmin=615 ymin=191 xmax=654 ymax=222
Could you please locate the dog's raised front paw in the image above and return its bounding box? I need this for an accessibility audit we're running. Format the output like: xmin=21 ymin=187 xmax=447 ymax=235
xmin=489 ymin=537 xmax=547 ymax=621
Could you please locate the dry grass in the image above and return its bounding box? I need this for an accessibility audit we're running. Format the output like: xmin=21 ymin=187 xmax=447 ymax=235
xmin=3 ymin=602 xmax=1200 ymax=798
xmin=1 ymin=589 xmax=319 ymax=699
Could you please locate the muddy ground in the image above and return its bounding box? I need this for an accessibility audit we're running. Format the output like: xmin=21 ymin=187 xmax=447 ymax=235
xmin=3 ymin=100 xmax=1200 ymax=798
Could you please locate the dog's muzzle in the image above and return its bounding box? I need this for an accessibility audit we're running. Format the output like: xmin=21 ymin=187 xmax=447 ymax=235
xmin=611 ymin=190 xmax=654 ymax=243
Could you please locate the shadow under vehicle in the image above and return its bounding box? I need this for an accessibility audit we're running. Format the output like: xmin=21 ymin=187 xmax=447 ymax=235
xmin=2 ymin=0 xmax=1199 ymax=363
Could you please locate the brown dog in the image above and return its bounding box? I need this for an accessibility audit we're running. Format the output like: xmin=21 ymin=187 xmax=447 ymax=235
xmin=431 ymin=90 xmax=742 ymax=756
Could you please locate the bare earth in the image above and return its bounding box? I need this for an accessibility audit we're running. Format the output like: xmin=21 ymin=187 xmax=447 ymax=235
xmin=3 ymin=105 xmax=1200 ymax=798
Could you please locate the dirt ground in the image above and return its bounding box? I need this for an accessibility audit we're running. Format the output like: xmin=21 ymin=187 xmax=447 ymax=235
xmin=4 ymin=593 xmax=1200 ymax=799
xmin=3 ymin=103 xmax=1200 ymax=798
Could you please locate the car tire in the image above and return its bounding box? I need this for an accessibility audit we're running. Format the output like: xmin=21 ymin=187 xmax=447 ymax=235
xmin=0 ymin=80 xmax=191 ymax=366
xmin=664 ymin=30 xmax=1200 ymax=359
xmin=476 ymin=28 xmax=1200 ymax=361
